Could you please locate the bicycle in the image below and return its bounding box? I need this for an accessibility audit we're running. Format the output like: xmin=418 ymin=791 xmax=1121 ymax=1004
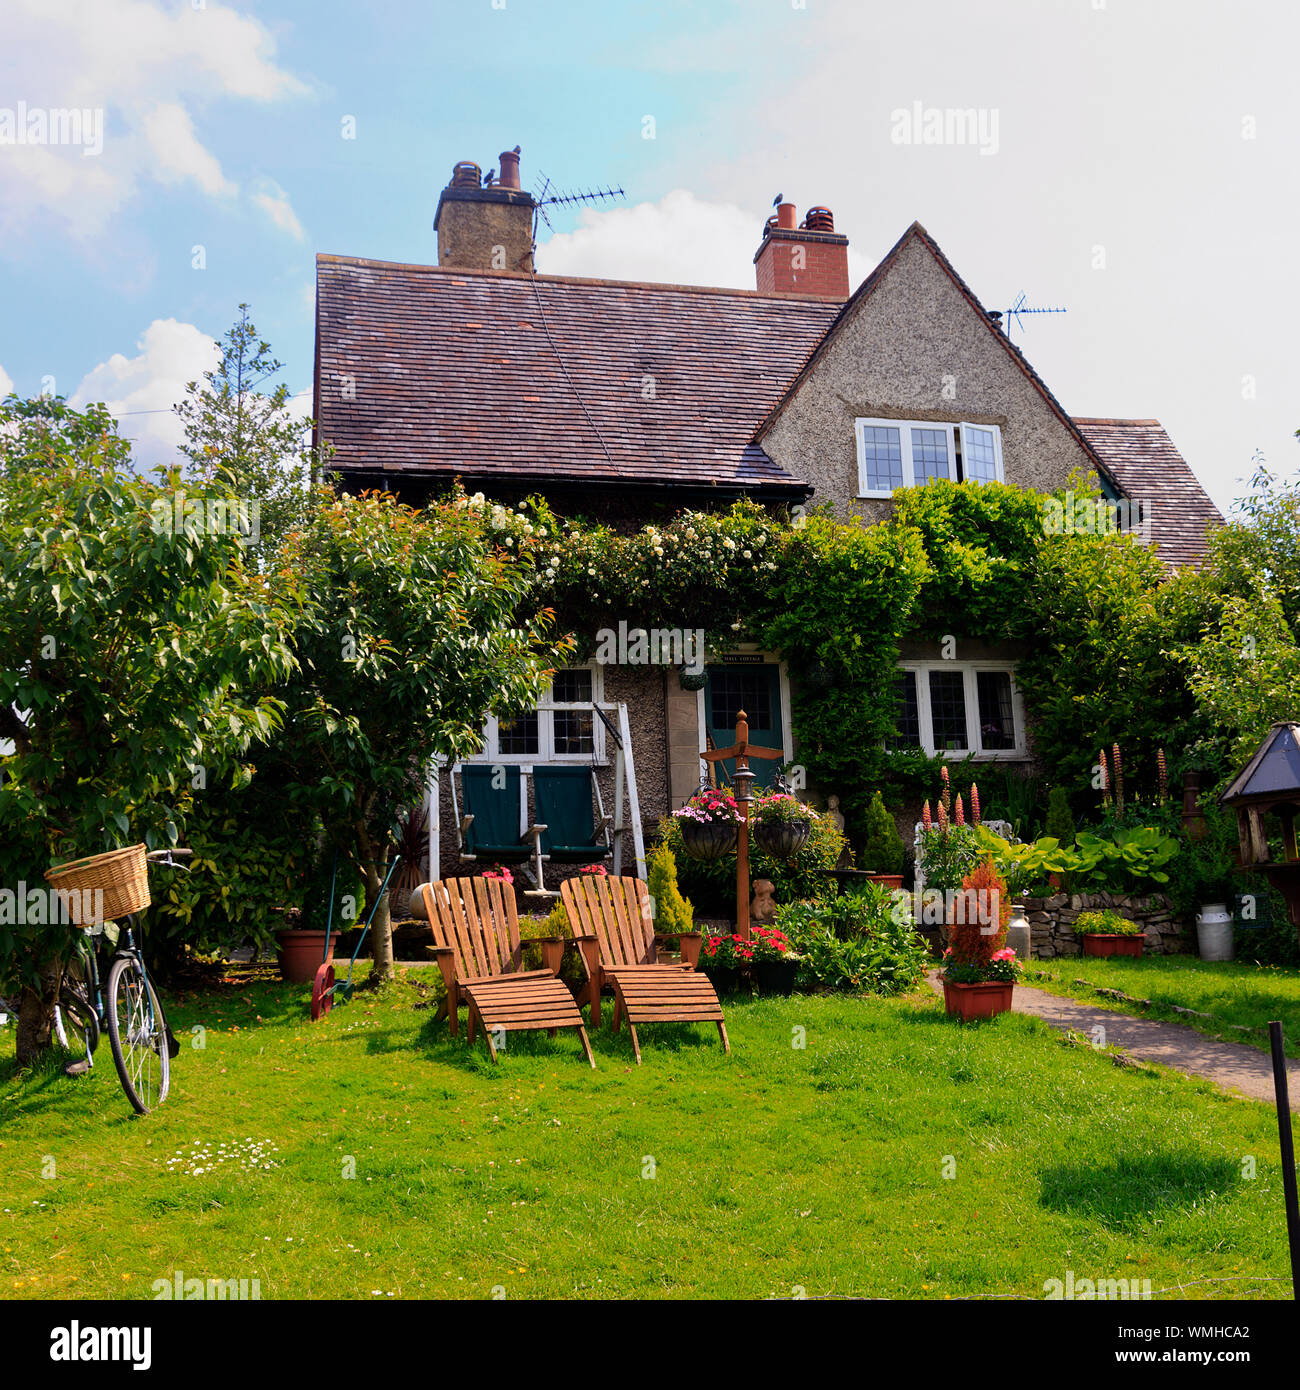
xmin=51 ymin=847 xmax=189 ymax=1114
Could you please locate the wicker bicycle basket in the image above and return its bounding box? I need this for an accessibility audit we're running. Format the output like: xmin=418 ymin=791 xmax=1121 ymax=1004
xmin=44 ymin=843 xmax=151 ymax=925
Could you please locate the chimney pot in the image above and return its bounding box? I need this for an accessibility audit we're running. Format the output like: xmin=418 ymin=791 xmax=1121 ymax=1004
xmin=776 ymin=201 xmax=798 ymax=230
xmin=498 ymin=148 xmax=521 ymax=190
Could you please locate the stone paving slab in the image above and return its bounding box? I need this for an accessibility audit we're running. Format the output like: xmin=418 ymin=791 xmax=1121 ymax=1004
xmin=926 ymin=972 xmax=1300 ymax=1110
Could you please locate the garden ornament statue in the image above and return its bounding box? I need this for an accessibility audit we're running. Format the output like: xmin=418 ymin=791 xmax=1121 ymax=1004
xmin=750 ymin=879 xmax=778 ymax=925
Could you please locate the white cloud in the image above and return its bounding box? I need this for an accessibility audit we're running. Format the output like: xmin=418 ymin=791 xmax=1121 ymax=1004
xmin=0 ymin=364 xmax=14 ymax=401
xmin=0 ymin=0 xmax=307 ymax=239
xmin=537 ymin=189 xmax=874 ymax=290
xmin=141 ymin=102 xmax=237 ymax=199
xmin=252 ymin=178 xmax=305 ymax=241
xmin=69 ymin=319 xmax=221 ymax=469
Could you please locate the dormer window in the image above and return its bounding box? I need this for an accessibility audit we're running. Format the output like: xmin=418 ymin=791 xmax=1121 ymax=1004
xmin=856 ymin=418 xmax=1004 ymax=498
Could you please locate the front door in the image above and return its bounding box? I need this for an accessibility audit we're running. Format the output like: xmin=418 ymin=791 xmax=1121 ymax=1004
xmin=703 ymin=662 xmax=784 ymax=791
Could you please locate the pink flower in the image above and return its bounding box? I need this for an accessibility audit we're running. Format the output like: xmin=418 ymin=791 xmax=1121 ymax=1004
xmin=922 ymin=800 xmax=932 ymax=831
xmin=992 ymin=948 xmax=1016 ymax=961
xmin=955 ymin=794 xmax=965 ymax=827
xmin=970 ymin=783 xmax=981 ymax=825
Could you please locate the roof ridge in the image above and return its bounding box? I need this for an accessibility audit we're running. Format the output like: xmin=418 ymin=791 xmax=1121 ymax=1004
xmin=315 ymin=253 xmax=846 ymax=304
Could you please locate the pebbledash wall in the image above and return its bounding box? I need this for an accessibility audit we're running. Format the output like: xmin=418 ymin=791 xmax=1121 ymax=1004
xmin=1022 ymin=892 xmax=1189 ymax=958
xmin=759 ymin=231 xmax=1099 ymax=520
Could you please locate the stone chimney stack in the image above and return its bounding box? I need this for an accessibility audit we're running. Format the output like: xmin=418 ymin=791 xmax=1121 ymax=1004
xmin=434 ymin=148 xmax=535 ymax=273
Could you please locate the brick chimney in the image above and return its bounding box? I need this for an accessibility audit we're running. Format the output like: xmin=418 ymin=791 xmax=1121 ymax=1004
xmin=434 ymin=148 xmax=535 ymax=273
xmin=754 ymin=202 xmax=850 ymax=297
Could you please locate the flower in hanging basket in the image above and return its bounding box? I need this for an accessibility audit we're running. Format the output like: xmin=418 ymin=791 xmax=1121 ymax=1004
xmin=673 ymin=788 xmax=741 ymax=825
xmin=751 ymin=792 xmax=816 ymax=825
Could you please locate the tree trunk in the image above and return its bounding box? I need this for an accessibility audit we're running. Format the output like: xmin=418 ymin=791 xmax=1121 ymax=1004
xmin=14 ymin=960 xmax=62 ymax=1069
xmin=357 ymin=816 xmax=394 ymax=982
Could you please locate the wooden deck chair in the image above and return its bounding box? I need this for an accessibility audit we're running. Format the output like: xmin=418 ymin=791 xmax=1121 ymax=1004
xmin=419 ymin=878 xmax=595 ymax=1067
xmin=456 ymin=765 xmax=546 ymax=886
xmin=533 ymin=765 xmax=613 ymax=868
xmin=560 ymin=874 xmax=728 ymax=1065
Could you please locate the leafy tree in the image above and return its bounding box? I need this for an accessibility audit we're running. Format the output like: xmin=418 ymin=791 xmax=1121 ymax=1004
xmin=0 ymin=394 xmax=133 ymax=483
xmin=175 ymin=304 xmax=318 ymax=562
xmin=269 ymin=488 xmax=569 ymax=980
xmin=0 ymin=403 xmax=300 ymax=1064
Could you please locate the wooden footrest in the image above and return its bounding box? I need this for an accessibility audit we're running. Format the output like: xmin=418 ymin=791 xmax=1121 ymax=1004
xmin=462 ymin=973 xmax=585 ymax=1032
xmin=604 ymin=965 xmax=725 ymax=1023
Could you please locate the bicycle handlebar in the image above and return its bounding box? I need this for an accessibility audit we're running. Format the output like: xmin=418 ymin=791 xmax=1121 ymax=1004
xmin=146 ymin=848 xmax=193 ymax=867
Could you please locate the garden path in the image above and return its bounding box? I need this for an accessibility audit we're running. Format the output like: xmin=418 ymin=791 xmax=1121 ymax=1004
xmin=926 ymin=972 xmax=1300 ymax=1109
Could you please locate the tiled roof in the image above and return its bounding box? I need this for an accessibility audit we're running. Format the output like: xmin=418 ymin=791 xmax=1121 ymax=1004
xmin=314 ymin=255 xmax=844 ymax=499
xmin=1072 ymin=418 xmax=1222 ymax=568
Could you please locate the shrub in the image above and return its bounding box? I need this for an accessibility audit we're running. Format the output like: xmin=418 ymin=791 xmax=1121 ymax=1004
xmin=1044 ymin=787 xmax=1076 ymax=846
xmin=646 ymin=844 xmax=694 ymax=935
xmin=1075 ymin=909 xmax=1143 ymax=937
xmin=776 ymin=887 xmax=929 ymax=994
xmin=861 ymin=791 xmax=905 ymax=875
xmin=945 ymin=856 xmax=1010 ymax=975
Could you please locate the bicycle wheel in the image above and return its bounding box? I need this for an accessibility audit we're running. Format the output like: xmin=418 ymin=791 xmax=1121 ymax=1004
xmin=105 ymin=956 xmax=170 ymax=1114
xmin=56 ymin=984 xmax=100 ymax=1057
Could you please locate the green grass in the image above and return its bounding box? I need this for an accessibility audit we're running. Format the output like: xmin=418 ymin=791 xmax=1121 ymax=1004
xmin=1027 ymin=955 xmax=1300 ymax=1057
xmin=0 ymin=965 xmax=1293 ymax=1300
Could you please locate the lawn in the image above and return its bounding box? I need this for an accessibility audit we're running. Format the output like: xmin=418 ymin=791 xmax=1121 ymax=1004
xmin=0 ymin=966 xmax=1293 ymax=1301
xmin=1027 ymin=955 xmax=1300 ymax=1058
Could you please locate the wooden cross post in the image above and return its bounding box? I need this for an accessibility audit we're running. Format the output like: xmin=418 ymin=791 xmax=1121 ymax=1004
xmin=701 ymin=710 xmax=783 ymax=941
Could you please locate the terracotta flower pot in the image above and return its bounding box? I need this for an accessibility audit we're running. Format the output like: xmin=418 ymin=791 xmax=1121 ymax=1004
xmin=276 ymin=929 xmax=334 ymax=984
xmin=1080 ymin=933 xmax=1143 ymax=958
xmin=942 ymin=979 xmax=1014 ymax=1020
xmin=678 ymin=932 xmax=703 ymax=968
xmin=865 ymin=873 xmax=905 ymax=890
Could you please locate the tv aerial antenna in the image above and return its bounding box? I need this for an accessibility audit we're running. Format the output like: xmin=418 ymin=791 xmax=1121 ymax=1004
xmin=991 ymin=292 xmax=1067 ymax=344
xmin=531 ymin=170 xmax=625 ymax=237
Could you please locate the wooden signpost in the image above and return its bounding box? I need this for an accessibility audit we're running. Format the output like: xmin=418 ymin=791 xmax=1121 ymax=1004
xmin=701 ymin=709 xmax=782 ymax=941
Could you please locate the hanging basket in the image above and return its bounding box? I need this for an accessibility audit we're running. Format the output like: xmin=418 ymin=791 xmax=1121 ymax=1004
xmin=752 ymin=818 xmax=811 ymax=861
xmin=678 ymin=668 xmax=707 ymax=692
xmin=44 ymin=844 xmax=150 ymax=924
xmin=679 ymin=817 xmax=739 ymax=862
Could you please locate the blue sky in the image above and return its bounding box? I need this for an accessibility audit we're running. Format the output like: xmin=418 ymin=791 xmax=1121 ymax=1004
xmin=1 ymin=0 xmax=1296 ymax=512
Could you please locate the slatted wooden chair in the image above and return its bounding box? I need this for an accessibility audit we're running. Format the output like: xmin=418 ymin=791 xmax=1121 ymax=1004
xmin=418 ymin=878 xmax=595 ymax=1067
xmin=560 ymin=874 xmax=728 ymax=1065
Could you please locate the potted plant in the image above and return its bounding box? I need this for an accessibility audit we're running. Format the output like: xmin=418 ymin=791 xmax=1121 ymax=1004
xmin=750 ymin=924 xmax=800 ymax=995
xmin=940 ymin=856 xmax=1018 ymax=1020
xmin=861 ymin=790 xmax=905 ymax=888
xmin=1076 ymin=908 xmax=1145 ymax=957
xmin=750 ymin=791 xmax=813 ymax=860
xmin=672 ymin=787 xmax=741 ymax=862
xmin=698 ymin=930 xmax=754 ymax=995
xmin=274 ymin=905 xmax=335 ymax=984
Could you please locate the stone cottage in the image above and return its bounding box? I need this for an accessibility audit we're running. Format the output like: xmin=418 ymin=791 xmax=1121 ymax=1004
xmin=313 ymin=148 xmax=1221 ymax=892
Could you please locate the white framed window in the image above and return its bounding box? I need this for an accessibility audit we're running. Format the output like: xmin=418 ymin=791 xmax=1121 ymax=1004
xmin=855 ymin=418 xmax=1004 ymax=498
xmin=471 ymin=665 xmax=605 ymax=763
xmin=888 ymin=662 xmax=1025 ymax=759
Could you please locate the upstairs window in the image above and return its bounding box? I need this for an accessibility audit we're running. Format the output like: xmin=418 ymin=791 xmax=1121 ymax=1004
xmin=856 ymin=418 xmax=1004 ymax=498
xmin=887 ymin=663 xmax=1024 ymax=759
